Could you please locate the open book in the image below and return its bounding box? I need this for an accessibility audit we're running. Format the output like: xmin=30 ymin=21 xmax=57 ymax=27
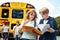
xmin=37 ymin=24 xmax=50 ymax=34
xmin=21 ymin=26 xmax=42 ymax=35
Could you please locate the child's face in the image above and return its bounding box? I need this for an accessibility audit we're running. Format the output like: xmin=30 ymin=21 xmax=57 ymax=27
xmin=40 ymin=11 xmax=48 ymax=19
xmin=29 ymin=12 xmax=35 ymax=20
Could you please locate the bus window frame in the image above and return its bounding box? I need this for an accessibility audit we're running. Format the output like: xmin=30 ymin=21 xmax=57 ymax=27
xmin=12 ymin=9 xmax=24 ymax=19
xmin=2 ymin=8 xmax=9 ymax=18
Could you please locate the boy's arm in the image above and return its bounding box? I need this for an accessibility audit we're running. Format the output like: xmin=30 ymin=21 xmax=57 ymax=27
xmin=47 ymin=18 xmax=58 ymax=34
xmin=13 ymin=26 xmax=16 ymax=38
xmin=53 ymin=19 xmax=59 ymax=33
xmin=13 ymin=31 xmax=16 ymax=38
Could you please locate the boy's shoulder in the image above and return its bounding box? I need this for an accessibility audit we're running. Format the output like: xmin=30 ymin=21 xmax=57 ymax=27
xmin=49 ymin=16 xmax=55 ymax=21
xmin=40 ymin=16 xmax=55 ymax=22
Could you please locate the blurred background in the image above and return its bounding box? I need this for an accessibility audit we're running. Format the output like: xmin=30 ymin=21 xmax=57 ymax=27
xmin=0 ymin=0 xmax=60 ymax=40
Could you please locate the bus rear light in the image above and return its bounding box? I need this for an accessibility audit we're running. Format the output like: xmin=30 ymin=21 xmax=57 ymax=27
xmin=3 ymin=4 xmax=6 ymax=7
xmin=6 ymin=4 xmax=9 ymax=7
xmin=28 ymin=5 xmax=33 ymax=8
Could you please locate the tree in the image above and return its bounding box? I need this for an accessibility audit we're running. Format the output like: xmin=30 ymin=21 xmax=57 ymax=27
xmin=55 ymin=16 xmax=60 ymax=30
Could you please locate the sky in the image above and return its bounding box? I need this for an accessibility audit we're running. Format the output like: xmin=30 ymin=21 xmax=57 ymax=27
xmin=0 ymin=0 xmax=60 ymax=24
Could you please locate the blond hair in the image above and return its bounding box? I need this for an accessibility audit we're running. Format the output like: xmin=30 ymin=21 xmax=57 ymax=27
xmin=40 ymin=7 xmax=49 ymax=13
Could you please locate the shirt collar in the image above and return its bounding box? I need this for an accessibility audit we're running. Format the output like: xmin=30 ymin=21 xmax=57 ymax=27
xmin=43 ymin=16 xmax=50 ymax=20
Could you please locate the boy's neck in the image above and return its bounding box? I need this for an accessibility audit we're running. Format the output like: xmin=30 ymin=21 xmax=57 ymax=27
xmin=44 ymin=16 xmax=49 ymax=20
xmin=16 ymin=25 xmax=19 ymax=26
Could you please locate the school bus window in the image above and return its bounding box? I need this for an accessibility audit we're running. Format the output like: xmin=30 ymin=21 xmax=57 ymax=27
xmin=12 ymin=10 xmax=23 ymax=19
xmin=11 ymin=24 xmax=16 ymax=29
xmin=2 ymin=9 xmax=9 ymax=18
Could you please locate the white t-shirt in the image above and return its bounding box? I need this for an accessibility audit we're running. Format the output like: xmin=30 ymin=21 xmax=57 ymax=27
xmin=2 ymin=25 xmax=9 ymax=32
xmin=43 ymin=20 xmax=48 ymax=24
xmin=20 ymin=20 xmax=36 ymax=39
xmin=13 ymin=25 xmax=21 ymax=35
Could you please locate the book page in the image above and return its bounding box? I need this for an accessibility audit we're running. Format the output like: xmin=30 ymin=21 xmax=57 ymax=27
xmin=37 ymin=24 xmax=50 ymax=34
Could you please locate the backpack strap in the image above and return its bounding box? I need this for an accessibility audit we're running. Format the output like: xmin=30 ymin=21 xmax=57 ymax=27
xmin=34 ymin=19 xmax=36 ymax=27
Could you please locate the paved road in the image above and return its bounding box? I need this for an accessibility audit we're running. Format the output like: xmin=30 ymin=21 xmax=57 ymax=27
xmin=57 ymin=36 xmax=60 ymax=40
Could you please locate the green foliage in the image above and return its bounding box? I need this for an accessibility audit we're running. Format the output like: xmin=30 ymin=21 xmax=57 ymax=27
xmin=55 ymin=16 xmax=60 ymax=30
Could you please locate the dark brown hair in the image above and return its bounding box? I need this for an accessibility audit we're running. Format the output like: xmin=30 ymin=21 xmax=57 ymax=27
xmin=4 ymin=21 xmax=9 ymax=26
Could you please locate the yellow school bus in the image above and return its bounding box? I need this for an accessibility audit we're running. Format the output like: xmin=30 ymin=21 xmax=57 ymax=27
xmin=0 ymin=2 xmax=35 ymax=34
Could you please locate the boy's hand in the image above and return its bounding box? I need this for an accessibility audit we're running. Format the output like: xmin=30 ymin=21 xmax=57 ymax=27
xmin=14 ymin=34 xmax=16 ymax=38
xmin=47 ymin=27 xmax=55 ymax=33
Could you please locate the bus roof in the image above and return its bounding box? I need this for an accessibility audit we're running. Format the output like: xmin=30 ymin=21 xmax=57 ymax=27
xmin=0 ymin=2 xmax=35 ymax=9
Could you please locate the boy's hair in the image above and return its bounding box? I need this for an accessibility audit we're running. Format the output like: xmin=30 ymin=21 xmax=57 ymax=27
xmin=40 ymin=7 xmax=49 ymax=13
xmin=4 ymin=21 xmax=9 ymax=26
xmin=16 ymin=21 xmax=20 ymax=24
